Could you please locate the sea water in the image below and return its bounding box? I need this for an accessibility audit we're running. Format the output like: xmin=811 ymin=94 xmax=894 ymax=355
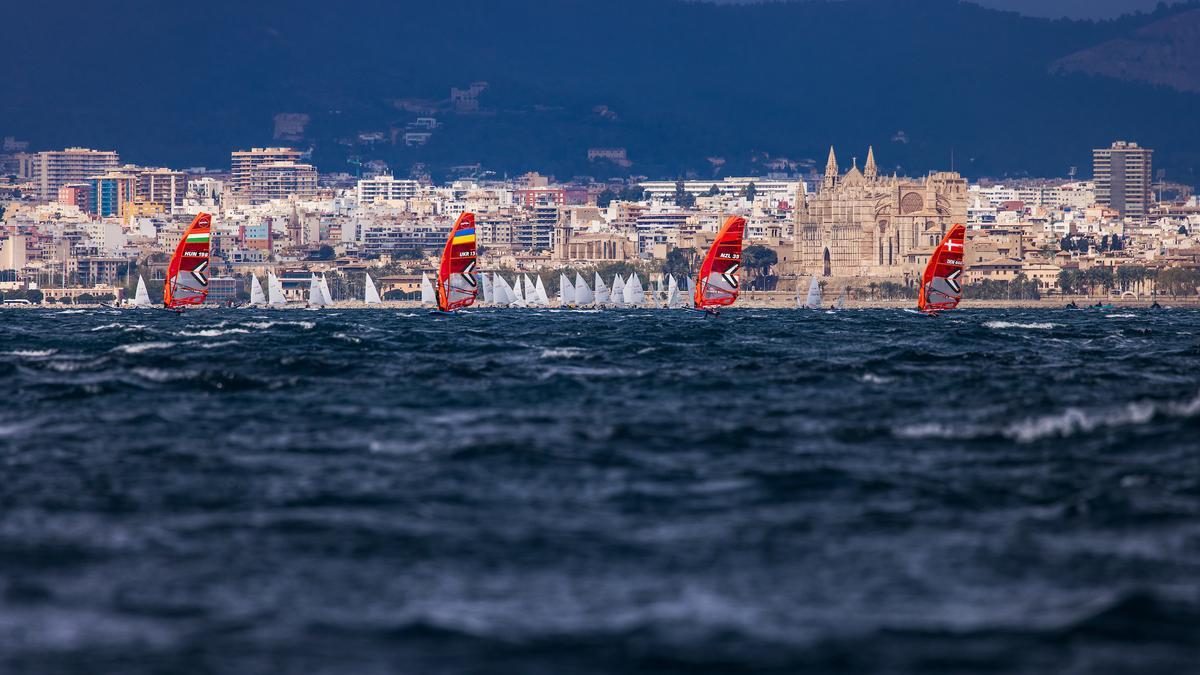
xmin=1 ymin=308 xmax=1198 ymax=673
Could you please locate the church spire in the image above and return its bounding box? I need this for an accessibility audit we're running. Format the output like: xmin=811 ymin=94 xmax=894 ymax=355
xmin=823 ymin=146 xmax=839 ymax=190
xmin=864 ymin=146 xmax=878 ymax=179
xmin=825 ymin=146 xmax=839 ymax=177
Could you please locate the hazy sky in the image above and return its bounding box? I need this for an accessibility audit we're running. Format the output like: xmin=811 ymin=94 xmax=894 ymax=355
xmin=709 ymin=0 xmax=1181 ymax=20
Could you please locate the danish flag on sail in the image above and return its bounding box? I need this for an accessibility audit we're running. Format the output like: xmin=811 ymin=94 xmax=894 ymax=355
xmin=918 ymin=224 xmax=966 ymax=314
xmin=694 ymin=216 xmax=746 ymax=309
xmin=437 ymin=212 xmax=479 ymax=312
xmin=164 ymin=213 xmax=212 ymax=309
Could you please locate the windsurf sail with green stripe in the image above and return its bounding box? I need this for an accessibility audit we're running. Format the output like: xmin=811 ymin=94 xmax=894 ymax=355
xmin=164 ymin=213 xmax=212 ymax=309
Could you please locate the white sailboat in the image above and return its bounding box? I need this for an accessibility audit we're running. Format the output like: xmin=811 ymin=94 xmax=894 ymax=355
xmin=249 ymin=275 xmax=267 ymax=306
xmin=559 ymin=273 xmax=574 ymax=307
xmin=509 ymin=275 xmax=525 ymax=306
xmin=835 ymin=288 xmax=846 ymax=311
xmin=319 ymin=274 xmax=334 ymax=306
xmin=308 ymin=274 xmax=327 ymax=308
xmin=132 ymin=275 xmax=152 ymax=308
xmin=574 ymin=273 xmax=594 ymax=306
xmin=593 ymin=273 xmax=610 ymax=306
xmin=624 ymin=272 xmax=645 ymax=306
xmin=267 ymin=271 xmax=286 ymax=307
xmin=528 ymin=273 xmax=542 ymax=305
xmin=534 ymin=276 xmax=551 ymax=306
xmin=686 ymin=276 xmax=696 ymax=308
xmin=803 ymin=276 xmax=822 ymax=309
xmin=364 ymin=273 xmax=382 ymax=304
xmin=611 ymin=274 xmax=626 ymax=308
xmin=481 ymin=273 xmax=493 ymax=304
xmin=420 ymin=272 xmax=437 ymax=306
xmin=666 ymin=275 xmax=681 ymax=309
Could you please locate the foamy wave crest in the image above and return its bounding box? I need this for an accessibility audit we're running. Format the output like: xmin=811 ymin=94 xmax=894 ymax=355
xmin=540 ymin=347 xmax=585 ymax=359
xmin=1106 ymin=313 xmax=1136 ymax=318
xmin=132 ymin=367 xmax=194 ymax=383
xmin=191 ymin=328 xmax=251 ymax=337
xmin=896 ymin=392 xmax=1200 ymax=443
xmin=3 ymin=349 xmax=57 ymax=358
xmin=113 ymin=341 xmax=175 ymax=354
xmin=242 ymin=321 xmax=316 ymax=330
xmin=984 ymin=321 xmax=1059 ymax=330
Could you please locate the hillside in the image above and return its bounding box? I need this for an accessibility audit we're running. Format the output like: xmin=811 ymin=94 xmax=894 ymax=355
xmin=1053 ymin=8 xmax=1200 ymax=93
xmin=2 ymin=0 xmax=1198 ymax=183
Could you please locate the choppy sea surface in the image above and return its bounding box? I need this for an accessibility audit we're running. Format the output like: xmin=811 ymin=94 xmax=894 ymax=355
xmin=1 ymin=307 xmax=1198 ymax=674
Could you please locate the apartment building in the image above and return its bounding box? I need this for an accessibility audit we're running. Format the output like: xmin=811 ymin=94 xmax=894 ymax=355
xmin=1094 ymin=141 xmax=1153 ymax=218
xmin=31 ymin=148 xmax=120 ymax=201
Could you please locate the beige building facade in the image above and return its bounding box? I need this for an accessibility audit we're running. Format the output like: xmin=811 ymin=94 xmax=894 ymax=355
xmin=796 ymin=147 xmax=968 ymax=283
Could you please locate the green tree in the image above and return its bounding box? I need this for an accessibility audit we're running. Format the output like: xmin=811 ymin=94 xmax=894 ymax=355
xmin=663 ymin=247 xmax=695 ymax=280
xmin=596 ymin=189 xmax=616 ymax=208
xmin=673 ymin=180 xmax=695 ymax=208
xmin=742 ymin=245 xmax=778 ymax=290
xmin=619 ymin=185 xmax=645 ymax=202
xmin=745 ymin=181 xmax=757 ymax=202
xmin=312 ymin=245 xmax=335 ymax=261
xmin=76 ymin=293 xmax=96 ymax=305
xmin=705 ymin=184 xmax=720 ymax=197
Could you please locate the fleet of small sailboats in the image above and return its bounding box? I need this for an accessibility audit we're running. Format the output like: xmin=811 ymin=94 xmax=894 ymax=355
xmin=136 ymin=209 xmax=969 ymax=316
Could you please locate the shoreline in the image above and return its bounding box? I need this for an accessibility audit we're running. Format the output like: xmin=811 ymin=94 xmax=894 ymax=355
xmin=4 ymin=298 xmax=1196 ymax=310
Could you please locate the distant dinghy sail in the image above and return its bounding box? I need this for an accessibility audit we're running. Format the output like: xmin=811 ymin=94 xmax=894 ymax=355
xmin=420 ymin=272 xmax=437 ymax=306
xmin=308 ymin=274 xmax=328 ymax=307
xmin=364 ymin=273 xmax=382 ymax=304
xmin=611 ymin=274 xmax=626 ymax=308
xmin=804 ymin=276 xmax=822 ymax=309
xmin=835 ymin=288 xmax=846 ymax=311
xmin=574 ymin=273 xmax=594 ymax=306
xmin=481 ymin=273 xmax=494 ymax=304
xmin=918 ymin=224 xmax=966 ymax=314
xmin=267 ymin=272 xmax=286 ymax=307
xmin=164 ymin=213 xmax=212 ymax=308
xmin=133 ymin=276 xmax=152 ymax=308
xmin=534 ymin=276 xmax=551 ymax=306
xmin=624 ymin=273 xmax=645 ymax=306
xmin=559 ymin=273 xmax=574 ymax=306
xmin=694 ymin=216 xmax=746 ymax=310
xmin=666 ymin=275 xmax=681 ymax=308
xmin=593 ymin=273 xmax=610 ymax=305
xmin=437 ymin=212 xmax=479 ymax=312
xmin=249 ymin=275 xmax=267 ymax=306
xmin=319 ymin=275 xmax=333 ymax=305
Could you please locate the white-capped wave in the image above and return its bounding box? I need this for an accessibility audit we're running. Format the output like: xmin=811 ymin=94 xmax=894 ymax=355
xmin=113 ymin=341 xmax=175 ymax=354
xmin=540 ymin=347 xmax=584 ymax=359
xmin=858 ymin=373 xmax=893 ymax=384
xmin=131 ymin=367 xmax=193 ymax=383
xmin=984 ymin=321 xmax=1059 ymax=330
xmin=895 ymin=392 xmax=1200 ymax=443
xmin=1106 ymin=313 xmax=1136 ymax=318
xmin=190 ymin=328 xmax=251 ymax=337
xmin=242 ymin=320 xmax=316 ymax=330
xmin=2 ymin=349 xmax=57 ymax=358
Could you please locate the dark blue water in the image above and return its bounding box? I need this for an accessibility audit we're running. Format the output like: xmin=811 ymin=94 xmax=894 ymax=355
xmin=1 ymin=307 xmax=1198 ymax=674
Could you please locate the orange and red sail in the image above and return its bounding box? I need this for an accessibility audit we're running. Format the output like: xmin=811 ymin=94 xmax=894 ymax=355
xmin=436 ymin=212 xmax=479 ymax=312
xmin=917 ymin=224 xmax=966 ymax=313
xmin=694 ymin=216 xmax=746 ymax=309
xmin=164 ymin=213 xmax=212 ymax=308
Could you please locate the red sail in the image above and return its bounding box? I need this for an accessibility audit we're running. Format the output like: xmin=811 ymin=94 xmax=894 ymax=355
xmin=164 ymin=213 xmax=212 ymax=308
xmin=917 ymin=224 xmax=966 ymax=313
xmin=694 ymin=216 xmax=746 ymax=309
xmin=437 ymin=212 xmax=479 ymax=312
